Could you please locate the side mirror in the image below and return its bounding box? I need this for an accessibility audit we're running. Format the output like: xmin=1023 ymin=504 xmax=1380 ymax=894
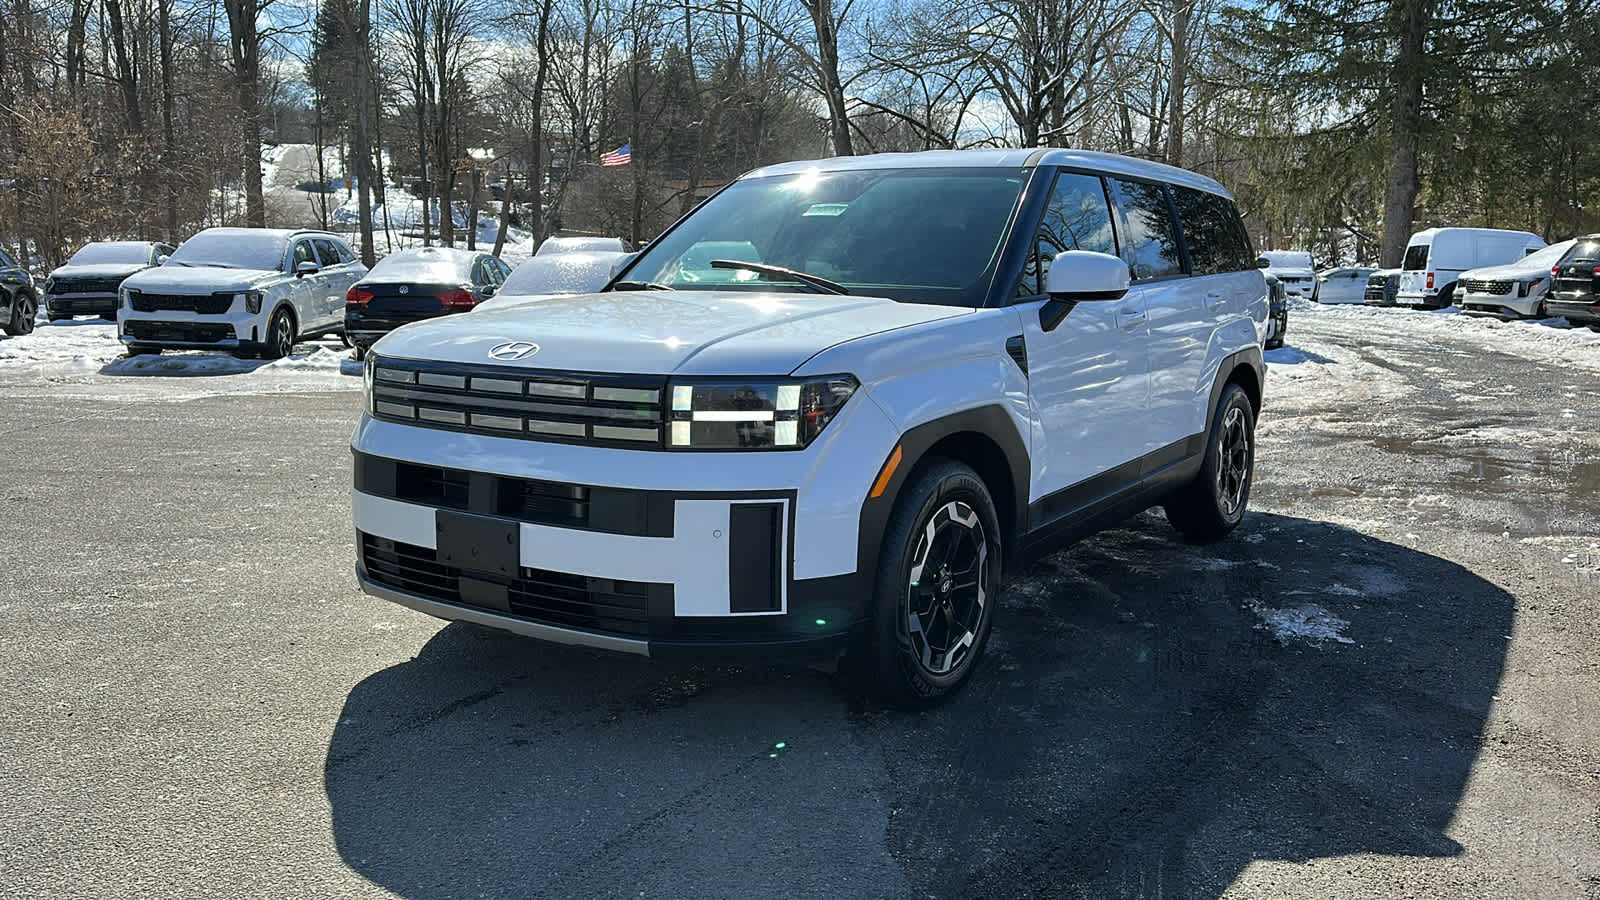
xmin=1255 ymin=257 xmax=1270 ymax=269
xmin=295 ymin=260 xmax=320 ymax=277
xmin=1040 ymin=250 xmax=1132 ymax=332
xmin=482 ymin=284 xmax=497 ymax=298
xmin=155 ymin=254 xmax=170 ymax=265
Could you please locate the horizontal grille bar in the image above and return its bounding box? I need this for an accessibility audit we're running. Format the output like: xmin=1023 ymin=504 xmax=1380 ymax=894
xmin=369 ymin=357 xmax=667 ymax=449
xmin=52 ymin=278 xmax=122 ymax=294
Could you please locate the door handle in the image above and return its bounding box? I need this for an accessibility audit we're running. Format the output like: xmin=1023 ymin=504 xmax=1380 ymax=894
xmin=1204 ymin=291 xmax=1227 ymax=311
xmin=1115 ymin=306 xmax=1147 ymax=330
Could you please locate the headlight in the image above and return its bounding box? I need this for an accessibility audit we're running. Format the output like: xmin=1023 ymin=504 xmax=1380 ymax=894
xmin=1518 ymin=277 xmax=1545 ymax=298
xmin=236 ymin=291 xmax=263 ymax=314
xmin=363 ymin=352 xmax=377 ymax=414
xmin=666 ymin=376 xmax=857 ymax=450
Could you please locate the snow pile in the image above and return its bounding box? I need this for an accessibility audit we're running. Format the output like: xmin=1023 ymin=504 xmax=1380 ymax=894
xmin=0 ymin=319 xmax=124 ymax=371
xmin=1297 ymin=301 xmax=1600 ymax=372
xmin=1247 ymin=598 xmax=1355 ymax=646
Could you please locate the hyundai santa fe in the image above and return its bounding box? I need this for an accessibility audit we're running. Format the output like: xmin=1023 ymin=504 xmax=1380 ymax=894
xmin=350 ymin=149 xmax=1269 ymax=706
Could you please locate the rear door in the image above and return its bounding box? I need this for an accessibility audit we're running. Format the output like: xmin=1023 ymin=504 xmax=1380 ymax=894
xmin=1399 ymin=240 xmax=1431 ymax=298
xmin=1014 ymin=169 xmax=1152 ymax=506
xmin=311 ymin=238 xmax=352 ymax=325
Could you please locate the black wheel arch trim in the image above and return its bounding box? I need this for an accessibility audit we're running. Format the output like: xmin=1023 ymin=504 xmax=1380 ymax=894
xmin=1210 ymin=345 xmax=1264 ymax=422
xmin=856 ymin=404 xmax=1030 ymax=582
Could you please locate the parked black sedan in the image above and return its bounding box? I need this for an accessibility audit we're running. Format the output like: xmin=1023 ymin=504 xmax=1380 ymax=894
xmin=44 ymin=241 xmax=175 ymax=322
xmin=1546 ymin=234 xmax=1600 ymax=330
xmin=0 ymin=245 xmax=38 ymax=336
xmin=344 ymin=247 xmax=512 ymax=359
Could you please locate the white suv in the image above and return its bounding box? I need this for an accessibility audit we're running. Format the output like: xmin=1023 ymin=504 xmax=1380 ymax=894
xmin=119 ymin=227 xmax=366 ymax=358
xmin=350 ymin=149 xmax=1268 ymax=705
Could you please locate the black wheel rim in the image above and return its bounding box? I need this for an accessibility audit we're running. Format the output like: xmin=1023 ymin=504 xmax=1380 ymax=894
xmin=1215 ymin=406 xmax=1251 ymax=517
xmin=273 ymin=315 xmax=292 ymax=356
xmin=18 ymin=297 xmax=35 ymax=334
xmin=905 ymin=500 xmax=989 ymax=676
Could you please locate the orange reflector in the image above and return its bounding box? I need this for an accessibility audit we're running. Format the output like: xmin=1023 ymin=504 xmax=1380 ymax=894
xmin=870 ymin=445 xmax=903 ymax=499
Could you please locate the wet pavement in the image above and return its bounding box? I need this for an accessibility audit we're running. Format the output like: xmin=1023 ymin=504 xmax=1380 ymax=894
xmin=1 ymin=305 xmax=1596 ymax=897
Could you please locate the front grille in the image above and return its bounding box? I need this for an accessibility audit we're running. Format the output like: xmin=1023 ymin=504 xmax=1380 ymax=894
xmin=369 ymin=357 xmax=666 ymax=448
xmin=354 ymin=452 xmax=673 ymax=537
xmin=52 ymin=277 xmax=121 ymax=295
xmin=124 ymin=321 xmax=236 ymax=343
xmin=128 ymin=291 xmax=233 ymax=314
xmin=1364 ymin=287 xmax=1385 ymax=301
xmin=1278 ymin=275 xmax=1310 ymax=283
xmin=361 ymin=533 xmax=661 ymax=637
xmin=1462 ymin=278 xmax=1513 ymax=295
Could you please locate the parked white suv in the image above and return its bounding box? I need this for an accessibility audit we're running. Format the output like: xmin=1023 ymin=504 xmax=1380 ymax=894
xmin=1257 ymin=251 xmax=1319 ymax=301
xmin=119 ymin=227 xmax=366 ymax=358
xmin=350 ymin=149 xmax=1268 ymax=705
xmin=1456 ymin=239 xmax=1574 ymax=319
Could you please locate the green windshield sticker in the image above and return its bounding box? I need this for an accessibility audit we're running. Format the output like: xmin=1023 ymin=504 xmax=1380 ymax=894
xmin=802 ymin=203 xmax=849 ymax=217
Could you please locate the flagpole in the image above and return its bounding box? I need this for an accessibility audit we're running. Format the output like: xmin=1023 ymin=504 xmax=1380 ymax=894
xmin=630 ymin=139 xmax=641 ymax=250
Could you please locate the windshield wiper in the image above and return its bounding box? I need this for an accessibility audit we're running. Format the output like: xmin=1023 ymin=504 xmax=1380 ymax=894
xmin=610 ymin=279 xmax=675 ymax=291
xmin=709 ymin=259 xmax=849 ymax=295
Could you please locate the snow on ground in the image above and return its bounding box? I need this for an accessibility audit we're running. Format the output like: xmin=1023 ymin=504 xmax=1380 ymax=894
xmin=0 ymin=316 xmax=359 ymax=399
xmin=1247 ymin=598 xmax=1356 ymax=646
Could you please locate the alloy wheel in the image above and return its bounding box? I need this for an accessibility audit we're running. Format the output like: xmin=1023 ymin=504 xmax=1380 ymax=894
xmin=1215 ymin=406 xmax=1251 ymax=517
xmin=272 ymin=314 xmax=293 ymax=358
xmin=904 ymin=500 xmax=989 ymax=676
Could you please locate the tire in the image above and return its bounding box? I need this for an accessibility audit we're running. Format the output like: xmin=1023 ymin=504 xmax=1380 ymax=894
xmin=854 ymin=459 xmax=1002 ymax=708
xmin=262 ymin=307 xmax=295 ymax=360
xmin=338 ymin=327 xmax=353 ymax=348
xmin=1164 ymin=383 xmax=1256 ymax=542
xmin=1265 ymin=335 xmax=1284 ymax=351
xmin=3 ymin=293 xmax=36 ymax=336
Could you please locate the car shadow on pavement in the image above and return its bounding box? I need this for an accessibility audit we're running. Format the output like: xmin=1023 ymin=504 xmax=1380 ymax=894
xmin=324 ymin=511 xmax=1512 ymax=898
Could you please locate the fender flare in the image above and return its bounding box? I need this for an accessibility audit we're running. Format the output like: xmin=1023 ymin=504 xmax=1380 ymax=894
xmin=1208 ymin=345 xmax=1264 ymax=424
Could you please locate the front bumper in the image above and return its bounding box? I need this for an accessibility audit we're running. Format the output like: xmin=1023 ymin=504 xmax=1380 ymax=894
xmin=350 ymin=394 xmax=900 ymax=656
xmin=46 ymin=293 xmax=118 ymax=316
xmin=1460 ymin=291 xmax=1542 ymax=319
xmin=119 ymin=308 xmax=265 ymax=348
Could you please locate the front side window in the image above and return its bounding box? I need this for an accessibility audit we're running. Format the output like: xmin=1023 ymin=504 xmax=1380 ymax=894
xmin=1173 ymin=186 xmax=1252 ymax=275
xmin=1019 ymin=171 xmax=1118 ymax=297
xmin=1108 ymin=179 xmax=1183 ymax=280
xmin=616 ymin=167 xmax=1028 ymax=307
xmin=291 ymin=241 xmax=317 ymax=270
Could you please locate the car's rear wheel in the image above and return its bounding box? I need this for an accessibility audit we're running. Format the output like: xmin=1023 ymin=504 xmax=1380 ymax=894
xmin=3 ymin=293 xmax=36 ymax=336
xmin=262 ymin=308 xmax=295 ymax=360
xmin=856 ymin=459 xmax=1001 ymax=709
xmin=1165 ymin=383 xmax=1255 ymax=542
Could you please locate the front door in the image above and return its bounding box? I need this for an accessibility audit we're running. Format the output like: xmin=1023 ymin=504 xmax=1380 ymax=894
xmin=1015 ymin=170 xmax=1151 ymax=511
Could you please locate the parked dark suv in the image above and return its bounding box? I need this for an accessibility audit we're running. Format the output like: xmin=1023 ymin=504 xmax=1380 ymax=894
xmin=0 ymin=246 xmax=38 ymax=336
xmin=1547 ymin=235 xmax=1600 ymax=330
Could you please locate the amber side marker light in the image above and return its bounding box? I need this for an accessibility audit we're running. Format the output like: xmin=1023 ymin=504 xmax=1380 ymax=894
xmin=870 ymin=445 xmax=903 ymax=499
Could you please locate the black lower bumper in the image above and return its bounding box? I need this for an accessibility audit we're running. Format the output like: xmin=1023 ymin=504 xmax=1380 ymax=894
xmin=1547 ymin=299 xmax=1600 ymax=325
xmin=47 ymin=296 xmax=118 ymax=317
xmin=123 ymin=320 xmax=238 ymax=345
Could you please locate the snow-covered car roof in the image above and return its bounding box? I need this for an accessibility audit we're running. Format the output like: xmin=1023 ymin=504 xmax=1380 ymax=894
xmin=743 ymin=148 xmax=1233 ymax=198
xmin=481 ymin=251 xmax=630 ymax=307
xmin=535 ymin=236 xmax=628 ymax=257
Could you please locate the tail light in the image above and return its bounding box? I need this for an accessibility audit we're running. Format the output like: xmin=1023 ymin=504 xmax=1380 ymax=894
xmin=438 ymin=289 xmax=477 ymax=308
xmin=1553 ymin=265 xmax=1561 ymax=277
xmin=1426 ymin=272 xmax=1434 ymax=290
xmin=346 ymin=287 xmax=374 ymax=307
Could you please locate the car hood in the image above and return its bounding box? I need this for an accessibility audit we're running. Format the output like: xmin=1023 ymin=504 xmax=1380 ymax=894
xmin=48 ymin=263 xmax=150 ymax=280
xmin=121 ymin=265 xmax=281 ymax=293
xmin=1460 ymin=261 xmax=1547 ymax=281
xmin=372 ymin=289 xmax=972 ymax=375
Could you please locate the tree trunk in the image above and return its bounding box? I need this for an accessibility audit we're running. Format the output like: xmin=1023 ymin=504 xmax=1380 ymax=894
xmin=1166 ymin=0 xmax=1189 ymax=167
xmin=1380 ymin=0 xmax=1431 ymax=267
xmin=351 ymin=0 xmax=375 ymax=265
xmin=225 ymin=0 xmax=266 ymax=227
xmin=810 ymin=2 xmax=853 ymax=156
xmin=159 ymin=0 xmax=178 ymax=241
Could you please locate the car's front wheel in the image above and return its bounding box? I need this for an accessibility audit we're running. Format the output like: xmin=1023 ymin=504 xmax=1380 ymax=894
xmin=1165 ymin=383 xmax=1256 ymax=542
xmin=262 ymin=308 xmax=295 ymax=360
xmin=856 ymin=459 xmax=1001 ymax=708
xmin=3 ymin=293 xmax=36 ymax=336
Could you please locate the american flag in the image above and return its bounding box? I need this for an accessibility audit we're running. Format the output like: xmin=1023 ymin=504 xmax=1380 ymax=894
xmin=600 ymin=143 xmax=631 ymax=167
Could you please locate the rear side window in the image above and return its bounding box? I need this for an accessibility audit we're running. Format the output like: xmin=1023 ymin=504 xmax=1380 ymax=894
xmin=1402 ymin=244 xmax=1430 ymax=270
xmin=1108 ymin=179 xmax=1183 ymax=280
xmin=311 ymin=239 xmax=342 ymax=267
xmin=1019 ymin=171 xmax=1118 ymax=296
xmin=1172 ymin=186 xmax=1252 ymax=275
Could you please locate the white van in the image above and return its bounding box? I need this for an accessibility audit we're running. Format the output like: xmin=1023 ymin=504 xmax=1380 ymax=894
xmin=1396 ymin=227 xmax=1544 ymax=309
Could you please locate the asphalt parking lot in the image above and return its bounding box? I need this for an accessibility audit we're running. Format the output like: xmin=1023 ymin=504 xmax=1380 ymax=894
xmin=2 ymin=307 xmax=1598 ymax=898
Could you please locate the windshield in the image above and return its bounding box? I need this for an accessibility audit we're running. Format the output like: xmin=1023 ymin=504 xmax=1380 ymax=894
xmin=616 ymin=167 xmax=1027 ymax=306
xmin=367 ymin=249 xmax=473 ymax=283
xmin=168 ymin=231 xmax=287 ymax=270
xmin=1260 ymin=251 xmax=1313 ymax=269
xmin=1402 ymin=244 xmax=1430 ymax=271
xmin=68 ymin=242 xmax=152 ymax=266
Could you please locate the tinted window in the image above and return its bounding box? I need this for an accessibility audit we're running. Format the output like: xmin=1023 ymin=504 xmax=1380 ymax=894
xmin=1019 ymin=171 xmax=1117 ymax=296
xmin=1172 ymin=186 xmax=1252 ymax=275
xmin=291 ymin=241 xmax=317 ymax=269
xmin=311 ymin=239 xmax=342 ymax=267
xmin=620 ymin=168 xmax=1027 ymax=306
xmin=1108 ymin=179 xmax=1183 ymax=279
xmin=1564 ymin=239 xmax=1600 ymax=264
xmin=1402 ymin=244 xmax=1430 ymax=270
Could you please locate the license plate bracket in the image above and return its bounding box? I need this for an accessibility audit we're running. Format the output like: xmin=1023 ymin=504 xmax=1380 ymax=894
xmin=436 ymin=510 xmax=520 ymax=578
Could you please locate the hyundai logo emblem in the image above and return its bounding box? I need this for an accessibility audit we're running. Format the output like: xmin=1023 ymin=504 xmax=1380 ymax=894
xmin=397 ymin=285 xmax=409 ymax=294
xmin=488 ymin=340 xmax=541 ymax=361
